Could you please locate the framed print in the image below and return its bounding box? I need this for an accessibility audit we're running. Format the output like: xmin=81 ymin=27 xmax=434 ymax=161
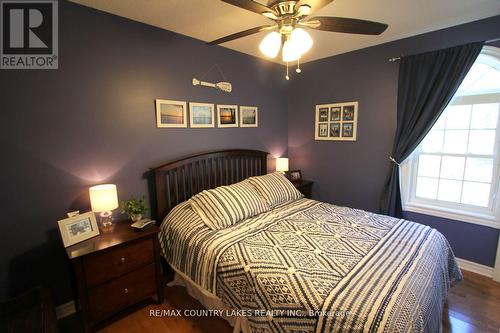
xmin=156 ymin=99 xmax=187 ymax=128
xmin=287 ymin=170 xmax=302 ymax=182
xmin=57 ymin=211 xmax=100 ymax=247
xmin=318 ymin=123 xmax=328 ymax=137
xmin=330 ymin=123 xmax=340 ymax=137
xmin=318 ymin=107 xmax=329 ymax=122
xmin=343 ymin=105 xmax=355 ymax=121
xmin=342 ymin=122 xmax=354 ymax=137
xmin=330 ymin=107 xmax=341 ymax=121
xmin=240 ymin=106 xmax=258 ymax=127
xmin=189 ymin=102 xmax=215 ymax=128
xmin=217 ymin=104 xmax=239 ymax=128
xmin=315 ymin=101 xmax=358 ymax=141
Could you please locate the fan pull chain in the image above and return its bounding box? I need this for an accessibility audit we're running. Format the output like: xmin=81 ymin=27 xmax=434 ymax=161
xmin=286 ymin=62 xmax=290 ymax=80
xmin=296 ymin=58 xmax=301 ymax=73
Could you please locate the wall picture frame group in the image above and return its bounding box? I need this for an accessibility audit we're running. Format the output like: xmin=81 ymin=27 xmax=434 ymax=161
xmin=315 ymin=101 xmax=358 ymax=141
xmin=156 ymin=99 xmax=258 ymax=129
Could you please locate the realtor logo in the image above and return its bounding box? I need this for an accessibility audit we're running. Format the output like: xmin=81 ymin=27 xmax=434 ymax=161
xmin=1 ymin=0 xmax=58 ymax=69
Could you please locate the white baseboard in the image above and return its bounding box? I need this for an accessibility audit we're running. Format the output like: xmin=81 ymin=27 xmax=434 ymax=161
xmin=56 ymin=300 xmax=76 ymax=319
xmin=455 ymin=257 xmax=494 ymax=278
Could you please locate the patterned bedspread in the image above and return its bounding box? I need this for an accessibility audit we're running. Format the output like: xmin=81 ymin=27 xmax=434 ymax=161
xmin=159 ymin=198 xmax=462 ymax=333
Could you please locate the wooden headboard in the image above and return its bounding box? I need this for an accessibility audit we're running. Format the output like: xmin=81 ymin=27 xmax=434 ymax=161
xmin=151 ymin=149 xmax=268 ymax=220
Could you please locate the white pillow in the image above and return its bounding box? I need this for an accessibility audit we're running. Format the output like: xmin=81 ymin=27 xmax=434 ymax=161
xmin=248 ymin=172 xmax=303 ymax=208
xmin=190 ymin=180 xmax=270 ymax=230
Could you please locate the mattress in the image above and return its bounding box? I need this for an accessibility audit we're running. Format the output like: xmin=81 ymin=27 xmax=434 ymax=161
xmin=159 ymin=198 xmax=461 ymax=333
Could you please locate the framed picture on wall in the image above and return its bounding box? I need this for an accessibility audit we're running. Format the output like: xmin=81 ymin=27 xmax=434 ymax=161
xmin=156 ymin=99 xmax=187 ymax=128
xmin=240 ymin=106 xmax=258 ymax=127
xmin=314 ymin=101 xmax=358 ymax=141
xmin=57 ymin=212 xmax=100 ymax=247
xmin=189 ymin=102 xmax=215 ymax=128
xmin=217 ymin=104 xmax=239 ymax=128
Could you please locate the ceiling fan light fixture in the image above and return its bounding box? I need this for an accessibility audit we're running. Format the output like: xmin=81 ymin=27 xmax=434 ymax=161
xmin=289 ymin=28 xmax=313 ymax=55
xmin=259 ymin=31 xmax=281 ymax=58
xmin=297 ymin=4 xmax=311 ymax=15
xmin=282 ymin=39 xmax=302 ymax=62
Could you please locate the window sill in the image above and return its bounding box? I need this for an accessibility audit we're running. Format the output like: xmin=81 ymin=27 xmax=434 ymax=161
xmin=403 ymin=202 xmax=500 ymax=229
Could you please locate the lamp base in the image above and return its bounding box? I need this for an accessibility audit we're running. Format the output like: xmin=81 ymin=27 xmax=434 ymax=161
xmin=99 ymin=211 xmax=115 ymax=233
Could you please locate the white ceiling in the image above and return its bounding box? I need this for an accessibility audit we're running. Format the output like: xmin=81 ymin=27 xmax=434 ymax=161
xmin=70 ymin=0 xmax=500 ymax=64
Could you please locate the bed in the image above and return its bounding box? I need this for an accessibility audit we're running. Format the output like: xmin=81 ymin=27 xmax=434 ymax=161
xmin=152 ymin=149 xmax=462 ymax=333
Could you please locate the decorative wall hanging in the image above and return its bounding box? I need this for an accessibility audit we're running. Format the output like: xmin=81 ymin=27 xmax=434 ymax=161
xmin=217 ymin=104 xmax=239 ymax=128
xmin=155 ymin=99 xmax=187 ymax=128
xmin=240 ymin=106 xmax=258 ymax=127
xmin=192 ymin=63 xmax=232 ymax=93
xmin=192 ymin=78 xmax=232 ymax=93
xmin=315 ymin=101 xmax=358 ymax=141
xmin=189 ymin=102 xmax=215 ymax=128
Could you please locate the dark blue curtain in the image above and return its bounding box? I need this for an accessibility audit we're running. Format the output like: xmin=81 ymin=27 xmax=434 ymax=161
xmin=380 ymin=42 xmax=484 ymax=217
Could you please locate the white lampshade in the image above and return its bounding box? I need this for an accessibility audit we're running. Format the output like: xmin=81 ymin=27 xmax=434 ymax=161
xmin=282 ymin=39 xmax=302 ymax=62
xmin=276 ymin=158 xmax=289 ymax=172
xmin=259 ymin=31 xmax=281 ymax=58
xmin=290 ymin=28 xmax=313 ymax=55
xmin=89 ymin=184 xmax=118 ymax=213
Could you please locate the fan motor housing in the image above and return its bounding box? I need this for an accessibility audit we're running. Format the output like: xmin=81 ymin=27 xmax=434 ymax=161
xmin=269 ymin=0 xmax=298 ymax=16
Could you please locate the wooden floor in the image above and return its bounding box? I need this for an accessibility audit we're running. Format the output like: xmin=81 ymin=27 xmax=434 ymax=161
xmin=59 ymin=270 xmax=500 ymax=333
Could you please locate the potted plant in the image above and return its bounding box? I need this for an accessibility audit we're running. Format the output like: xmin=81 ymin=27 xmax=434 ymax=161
xmin=121 ymin=197 xmax=148 ymax=222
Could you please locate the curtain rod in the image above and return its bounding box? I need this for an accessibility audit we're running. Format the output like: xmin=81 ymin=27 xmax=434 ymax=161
xmin=388 ymin=37 xmax=500 ymax=62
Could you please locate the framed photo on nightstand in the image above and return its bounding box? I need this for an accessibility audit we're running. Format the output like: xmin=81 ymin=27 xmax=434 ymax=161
xmin=57 ymin=212 xmax=100 ymax=247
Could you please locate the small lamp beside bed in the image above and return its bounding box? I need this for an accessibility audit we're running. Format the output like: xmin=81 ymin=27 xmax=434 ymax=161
xmin=276 ymin=157 xmax=289 ymax=174
xmin=89 ymin=184 xmax=119 ymax=231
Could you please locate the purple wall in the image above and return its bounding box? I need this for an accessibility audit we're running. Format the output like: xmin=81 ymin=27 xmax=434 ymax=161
xmin=288 ymin=16 xmax=500 ymax=267
xmin=0 ymin=2 xmax=288 ymax=304
xmin=1 ymin=1 xmax=498 ymax=307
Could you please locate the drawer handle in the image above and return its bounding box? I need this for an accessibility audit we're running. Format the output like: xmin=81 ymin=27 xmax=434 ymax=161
xmin=124 ymin=288 xmax=129 ymax=294
xmin=120 ymin=257 xmax=126 ymax=264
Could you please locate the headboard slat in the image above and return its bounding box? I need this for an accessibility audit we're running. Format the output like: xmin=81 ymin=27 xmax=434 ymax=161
xmin=151 ymin=149 xmax=268 ymax=220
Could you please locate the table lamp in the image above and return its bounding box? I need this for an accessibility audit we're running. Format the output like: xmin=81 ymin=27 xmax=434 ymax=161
xmin=89 ymin=184 xmax=118 ymax=229
xmin=276 ymin=157 xmax=289 ymax=174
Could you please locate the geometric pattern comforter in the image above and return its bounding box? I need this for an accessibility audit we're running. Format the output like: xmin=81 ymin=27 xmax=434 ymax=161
xmin=159 ymin=198 xmax=462 ymax=333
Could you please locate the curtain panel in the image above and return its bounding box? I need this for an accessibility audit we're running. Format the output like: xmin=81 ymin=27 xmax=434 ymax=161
xmin=380 ymin=42 xmax=484 ymax=217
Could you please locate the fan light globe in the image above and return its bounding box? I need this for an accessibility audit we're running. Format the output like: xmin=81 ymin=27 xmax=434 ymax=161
xmin=290 ymin=28 xmax=313 ymax=55
xmin=282 ymin=39 xmax=302 ymax=62
xmin=259 ymin=32 xmax=281 ymax=58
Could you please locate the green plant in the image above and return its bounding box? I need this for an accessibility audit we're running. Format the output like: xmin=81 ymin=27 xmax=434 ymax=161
xmin=121 ymin=197 xmax=148 ymax=217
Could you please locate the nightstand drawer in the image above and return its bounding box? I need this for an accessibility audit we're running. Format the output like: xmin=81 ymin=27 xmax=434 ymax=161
xmin=84 ymin=237 xmax=154 ymax=287
xmin=88 ymin=263 xmax=156 ymax=321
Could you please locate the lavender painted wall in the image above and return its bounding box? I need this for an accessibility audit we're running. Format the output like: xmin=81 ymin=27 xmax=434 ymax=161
xmin=288 ymin=16 xmax=500 ymax=267
xmin=0 ymin=1 xmax=288 ymax=305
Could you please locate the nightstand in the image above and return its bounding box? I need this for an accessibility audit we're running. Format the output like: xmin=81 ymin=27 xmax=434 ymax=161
xmin=294 ymin=180 xmax=314 ymax=199
xmin=65 ymin=222 xmax=163 ymax=332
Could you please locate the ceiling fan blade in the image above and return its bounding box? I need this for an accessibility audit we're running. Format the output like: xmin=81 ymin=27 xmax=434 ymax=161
xmin=303 ymin=16 xmax=388 ymax=35
xmin=222 ymin=0 xmax=274 ymax=16
xmin=207 ymin=25 xmax=276 ymax=45
xmin=295 ymin=0 xmax=334 ymax=14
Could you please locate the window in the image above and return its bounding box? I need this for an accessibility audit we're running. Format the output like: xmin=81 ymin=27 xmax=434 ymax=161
xmin=401 ymin=46 xmax=500 ymax=228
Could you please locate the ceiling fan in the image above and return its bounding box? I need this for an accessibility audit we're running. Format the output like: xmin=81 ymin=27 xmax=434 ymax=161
xmin=208 ymin=0 xmax=388 ymax=79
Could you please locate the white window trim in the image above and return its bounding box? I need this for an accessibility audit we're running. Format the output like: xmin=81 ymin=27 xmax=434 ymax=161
xmin=400 ymin=46 xmax=500 ymax=230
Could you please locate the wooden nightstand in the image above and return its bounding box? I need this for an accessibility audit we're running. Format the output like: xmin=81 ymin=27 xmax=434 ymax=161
xmin=293 ymin=180 xmax=314 ymax=199
xmin=65 ymin=221 xmax=163 ymax=332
